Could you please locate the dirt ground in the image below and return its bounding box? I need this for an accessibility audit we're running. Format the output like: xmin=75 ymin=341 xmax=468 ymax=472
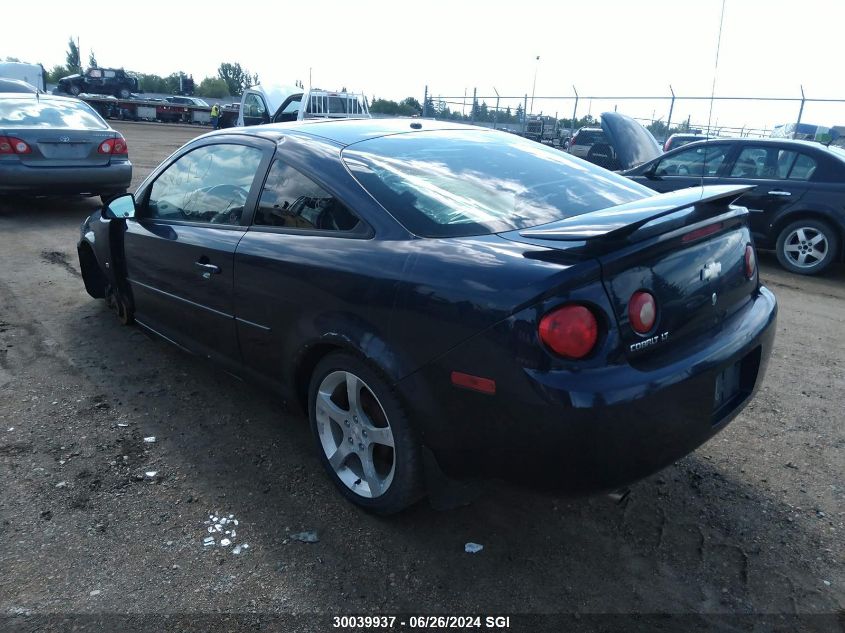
xmin=0 ymin=121 xmax=843 ymax=633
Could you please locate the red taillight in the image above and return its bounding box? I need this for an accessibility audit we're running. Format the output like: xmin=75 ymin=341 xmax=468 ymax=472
xmin=112 ymin=135 xmax=128 ymax=154
xmin=744 ymin=244 xmax=756 ymax=279
xmin=0 ymin=136 xmax=31 ymax=154
xmin=98 ymin=135 xmax=128 ymax=155
xmin=628 ymin=291 xmax=657 ymax=334
xmin=538 ymin=305 xmax=598 ymax=359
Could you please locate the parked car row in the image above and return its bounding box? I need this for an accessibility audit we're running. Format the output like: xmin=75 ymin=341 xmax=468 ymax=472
xmin=566 ymin=114 xmax=845 ymax=275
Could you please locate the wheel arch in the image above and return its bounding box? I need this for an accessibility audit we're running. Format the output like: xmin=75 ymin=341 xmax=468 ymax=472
xmin=771 ymin=209 xmax=845 ymax=261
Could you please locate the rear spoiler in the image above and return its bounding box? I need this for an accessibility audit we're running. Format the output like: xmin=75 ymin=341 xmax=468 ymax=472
xmin=519 ymin=185 xmax=754 ymax=242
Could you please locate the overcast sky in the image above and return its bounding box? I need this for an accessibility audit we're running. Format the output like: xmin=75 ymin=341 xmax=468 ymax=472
xmin=4 ymin=0 xmax=843 ymax=132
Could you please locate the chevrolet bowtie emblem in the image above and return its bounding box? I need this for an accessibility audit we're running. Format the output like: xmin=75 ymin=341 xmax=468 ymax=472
xmin=700 ymin=261 xmax=722 ymax=281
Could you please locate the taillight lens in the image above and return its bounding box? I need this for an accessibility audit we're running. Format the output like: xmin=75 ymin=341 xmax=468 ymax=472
xmin=112 ymin=135 xmax=128 ymax=154
xmin=0 ymin=136 xmax=31 ymax=154
xmin=628 ymin=291 xmax=657 ymax=334
xmin=538 ymin=305 xmax=598 ymax=359
xmin=745 ymin=244 xmax=756 ymax=279
xmin=98 ymin=135 xmax=128 ymax=155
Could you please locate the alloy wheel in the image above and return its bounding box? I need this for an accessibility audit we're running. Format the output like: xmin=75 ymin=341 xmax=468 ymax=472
xmin=782 ymin=226 xmax=829 ymax=269
xmin=314 ymin=370 xmax=395 ymax=498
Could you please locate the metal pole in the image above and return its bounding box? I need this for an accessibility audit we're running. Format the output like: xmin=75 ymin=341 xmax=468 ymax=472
xmin=462 ymin=88 xmax=466 ymax=118
xmin=471 ymin=87 xmax=477 ymax=124
xmin=794 ymin=85 xmax=805 ymax=139
xmin=530 ymin=55 xmax=539 ymax=114
xmin=493 ymin=87 xmax=500 ymax=130
xmin=666 ymin=85 xmax=675 ymax=139
xmin=571 ymin=85 xmax=579 ymax=138
xmin=423 ymin=85 xmax=428 ymax=117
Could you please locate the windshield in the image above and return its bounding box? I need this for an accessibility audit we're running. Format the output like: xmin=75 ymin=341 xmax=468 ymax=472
xmin=0 ymin=98 xmax=108 ymax=129
xmin=343 ymin=129 xmax=650 ymax=238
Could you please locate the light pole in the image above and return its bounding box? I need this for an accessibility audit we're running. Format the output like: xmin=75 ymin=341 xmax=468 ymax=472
xmin=530 ymin=55 xmax=539 ymax=115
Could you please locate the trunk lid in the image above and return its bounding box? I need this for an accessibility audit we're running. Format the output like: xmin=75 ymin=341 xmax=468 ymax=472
xmin=599 ymin=111 xmax=663 ymax=170
xmin=500 ymin=185 xmax=758 ymax=362
xmin=5 ymin=128 xmax=116 ymax=167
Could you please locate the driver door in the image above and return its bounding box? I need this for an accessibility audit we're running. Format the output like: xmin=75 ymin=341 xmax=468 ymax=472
xmin=123 ymin=139 xmax=272 ymax=362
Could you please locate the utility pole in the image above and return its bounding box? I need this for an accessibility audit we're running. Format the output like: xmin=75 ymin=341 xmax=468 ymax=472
xmin=530 ymin=55 xmax=539 ymax=115
xmin=493 ymin=87 xmax=500 ymax=130
xmin=470 ymin=87 xmax=477 ymax=124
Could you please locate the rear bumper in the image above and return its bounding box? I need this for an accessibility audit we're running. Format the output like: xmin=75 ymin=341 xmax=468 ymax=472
xmin=0 ymin=160 xmax=131 ymax=195
xmin=399 ymin=286 xmax=777 ymax=494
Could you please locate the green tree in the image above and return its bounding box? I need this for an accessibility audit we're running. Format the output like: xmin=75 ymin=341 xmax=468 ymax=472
xmin=66 ymin=37 xmax=81 ymax=75
xmin=4 ymin=56 xmax=22 ymax=62
xmin=88 ymin=50 xmax=97 ymax=68
xmin=196 ymin=77 xmax=230 ymax=99
xmin=138 ymin=73 xmax=167 ymax=93
xmin=217 ymin=62 xmax=257 ymax=97
xmin=45 ymin=65 xmax=69 ymax=83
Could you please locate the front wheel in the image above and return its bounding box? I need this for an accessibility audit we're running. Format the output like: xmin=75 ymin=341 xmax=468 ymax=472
xmin=775 ymin=218 xmax=839 ymax=275
xmin=308 ymin=352 xmax=424 ymax=514
xmin=69 ymin=84 xmax=81 ymax=96
xmin=117 ymin=87 xmax=130 ymax=99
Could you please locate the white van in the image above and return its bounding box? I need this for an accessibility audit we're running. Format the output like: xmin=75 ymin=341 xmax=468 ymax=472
xmin=0 ymin=62 xmax=46 ymax=92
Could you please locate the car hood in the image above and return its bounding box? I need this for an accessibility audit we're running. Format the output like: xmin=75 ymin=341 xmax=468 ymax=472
xmin=600 ymin=112 xmax=663 ymax=170
xmin=59 ymin=73 xmax=82 ymax=82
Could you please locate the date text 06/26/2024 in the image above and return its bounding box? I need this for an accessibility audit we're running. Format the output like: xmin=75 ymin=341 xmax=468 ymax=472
xmin=331 ymin=615 xmax=512 ymax=629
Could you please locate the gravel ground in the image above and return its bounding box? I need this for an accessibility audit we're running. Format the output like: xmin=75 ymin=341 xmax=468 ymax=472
xmin=0 ymin=122 xmax=843 ymax=633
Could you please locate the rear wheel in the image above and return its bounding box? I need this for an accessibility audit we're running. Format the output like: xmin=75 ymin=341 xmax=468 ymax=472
xmin=69 ymin=84 xmax=81 ymax=97
xmin=117 ymin=87 xmax=130 ymax=99
xmin=775 ymin=218 xmax=839 ymax=275
xmin=308 ymin=352 xmax=423 ymax=514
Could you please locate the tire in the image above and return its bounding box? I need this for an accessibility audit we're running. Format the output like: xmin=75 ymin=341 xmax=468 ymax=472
xmin=117 ymin=87 xmax=130 ymax=99
xmin=308 ymin=352 xmax=424 ymax=514
xmin=775 ymin=218 xmax=840 ymax=275
xmin=69 ymin=84 xmax=81 ymax=97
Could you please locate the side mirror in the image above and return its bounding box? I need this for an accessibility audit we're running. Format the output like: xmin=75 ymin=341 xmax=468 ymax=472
xmin=644 ymin=164 xmax=661 ymax=180
xmin=103 ymin=193 xmax=136 ymax=219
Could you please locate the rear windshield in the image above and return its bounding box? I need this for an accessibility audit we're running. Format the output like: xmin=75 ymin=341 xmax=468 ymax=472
xmin=0 ymin=98 xmax=108 ymax=130
xmin=343 ymin=130 xmax=650 ymax=238
xmin=573 ymin=130 xmax=605 ymax=145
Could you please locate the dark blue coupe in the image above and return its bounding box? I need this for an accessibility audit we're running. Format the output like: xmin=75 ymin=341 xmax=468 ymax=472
xmin=78 ymin=116 xmax=777 ymax=513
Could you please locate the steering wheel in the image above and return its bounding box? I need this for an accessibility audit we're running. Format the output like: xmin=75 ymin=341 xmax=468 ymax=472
xmin=205 ymin=184 xmax=249 ymax=223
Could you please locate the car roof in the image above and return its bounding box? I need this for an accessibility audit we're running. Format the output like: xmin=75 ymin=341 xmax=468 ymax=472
xmin=679 ymin=137 xmax=828 ymax=150
xmin=0 ymin=78 xmax=37 ymax=93
xmin=216 ymin=118 xmax=486 ymax=146
xmin=0 ymin=93 xmax=88 ymax=105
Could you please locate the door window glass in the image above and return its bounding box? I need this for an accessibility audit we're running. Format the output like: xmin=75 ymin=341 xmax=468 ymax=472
xmin=728 ymin=146 xmax=798 ymax=179
xmin=147 ymin=144 xmax=263 ymax=225
xmin=243 ymin=94 xmax=267 ymax=119
xmin=254 ymin=160 xmax=361 ymax=232
xmin=788 ymin=154 xmax=818 ymax=180
xmin=655 ymin=144 xmax=729 ymax=177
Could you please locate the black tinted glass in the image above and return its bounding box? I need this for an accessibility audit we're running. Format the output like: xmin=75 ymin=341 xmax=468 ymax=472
xmin=343 ymin=130 xmax=650 ymax=238
xmin=255 ymin=161 xmax=361 ymax=232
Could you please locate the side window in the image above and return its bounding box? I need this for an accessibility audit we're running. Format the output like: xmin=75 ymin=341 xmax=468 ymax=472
xmin=104 ymin=70 xmax=116 ymax=79
xmin=243 ymin=94 xmax=267 ymax=119
xmin=729 ymin=147 xmax=767 ymax=179
xmin=147 ymin=144 xmax=263 ymax=225
xmin=273 ymin=96 xmax=302 ymax=123
xmin=655 ymin=144 xmax=728 ymax=177
xmin=254 ymin=161 xmax=361 ymax=232
xmin=788 ymin=154 xmax=818 ymax=181
xmin=88 ymin=69 xmax=102 ymax=79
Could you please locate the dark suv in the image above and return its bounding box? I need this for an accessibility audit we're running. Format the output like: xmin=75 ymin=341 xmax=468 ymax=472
xmin=58 ymin=67 xmax=139 ymax=99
